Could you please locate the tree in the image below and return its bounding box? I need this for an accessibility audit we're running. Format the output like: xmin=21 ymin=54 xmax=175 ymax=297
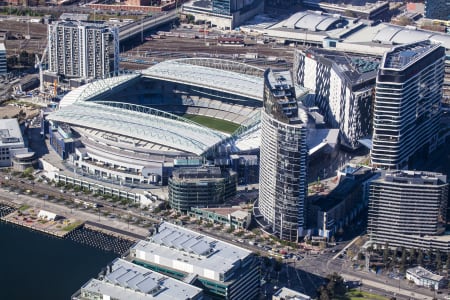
xmin=400 ymin=247 xmax=407 ymax=273
xmin=428 ymin=249 xmax=434 ymax=263
xmin=273 ymin=258 xmax=282 ymax=272
xmin=317 ymin=286 xmax=331 ymax=300
xmin=325 ymin=273 xmax=347 ymax=298
xmin=446 ymin=253 xmax=450 ymax=270
xmin=383 ymin=242 xmax=390 ymax=264
xmin=396 ymin=16 xmax=413 ymax=26
xmin=409 ymin=248 xmax=417 ymax=264
xmin=436 ymin=249 xmax=442 ymax=272
xmin=330 ymin=235 xmax=336 ymax=244
xmin=418 ymin=249 xmax=424 ymax=266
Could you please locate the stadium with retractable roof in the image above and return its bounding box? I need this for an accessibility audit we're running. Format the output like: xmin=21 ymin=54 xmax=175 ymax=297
xmin=46 ymin=58 xmax=265 ymax=189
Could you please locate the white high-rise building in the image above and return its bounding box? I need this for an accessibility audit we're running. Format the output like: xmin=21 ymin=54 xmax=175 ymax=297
xmin=294 ymin=48 xmax=379 ymax=149
xmin=256 ymin=69 xmax=309 ymax=241
xmin=371 ymin=40 xmax=445 ymax=170
xmin=48 ymin=21 xmax=119 ymax=80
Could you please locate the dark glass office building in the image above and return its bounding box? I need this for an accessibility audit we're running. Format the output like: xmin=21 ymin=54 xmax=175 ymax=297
xmin=169 ymin=166 xmax=237 ymax=212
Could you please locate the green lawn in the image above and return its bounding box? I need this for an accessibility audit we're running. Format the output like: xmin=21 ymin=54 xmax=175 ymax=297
xmin=62 ymin=221 xmax=83 ymax=232
xmin=18 ymin=204 xmax=30 ymax=212
xmin=345 ymin=290 xmax=389 ymax=300
xmin=183 ymin=114 xmax=240 ymax=134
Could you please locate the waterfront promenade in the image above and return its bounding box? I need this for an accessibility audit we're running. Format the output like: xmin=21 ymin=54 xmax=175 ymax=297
xmin=2 ymin=206 xmax=83 ymax=238
xmin=0 ymin=189 xmax=149 ymax=240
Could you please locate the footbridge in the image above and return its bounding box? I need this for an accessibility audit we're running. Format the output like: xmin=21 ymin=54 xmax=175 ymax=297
xmin=119 ymin=10 xmax=178 ymax=42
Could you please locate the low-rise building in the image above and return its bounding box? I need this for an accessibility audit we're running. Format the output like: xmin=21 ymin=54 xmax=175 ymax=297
xmin=273 ymin=287 xmax=311 ymax=300
xmin=169 ymin=166 xmax=237 ymax=212
xmin=0 ymin=119 xmax=36 ymax=169
xmin=72 ymin=258 xmax=204 ymax=300
xmin=311 ymin=165 xmax=379 ymax=238
xmin=406 ymin=266 xmax=445 ymax=290
xmin=189 ymin=206 xmax=251 ymax=229
xmin=129 ymin=222 xmax=260 ymax=300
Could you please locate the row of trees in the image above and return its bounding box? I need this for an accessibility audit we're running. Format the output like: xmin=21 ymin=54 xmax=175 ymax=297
xmin=369 ymin=242 xmax=450 ymax=273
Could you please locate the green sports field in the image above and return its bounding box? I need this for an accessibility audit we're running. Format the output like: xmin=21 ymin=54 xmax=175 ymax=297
xmin=183 ymin=114 xmax=240 ymax=134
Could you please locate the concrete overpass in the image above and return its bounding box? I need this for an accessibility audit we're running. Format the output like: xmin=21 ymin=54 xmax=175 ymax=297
xmin=119 ymin=10 xmax=178 ymax=42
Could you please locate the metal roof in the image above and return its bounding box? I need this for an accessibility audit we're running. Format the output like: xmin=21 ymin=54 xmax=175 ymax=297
xmin=132 ymin=222 xmax=253 ymax=279
xmin=79 ymin=258 xmax=202 ymax=300
xmin=142 ymin=58 xmax=263 ymax=101
xmin=59 ymin=73 xmax=140 ymax=108
xmin=383 ymin=40 xmax=440 ymax=70
xmin=280 ymin=11 xmax=342 ymax=32
xmin=53 ymin=58 xmax=266 ymax=156
xmin=48 ymin=101 xmax=227 ymax=156
xmin=372 ymin=25 xmax=450 ymax=50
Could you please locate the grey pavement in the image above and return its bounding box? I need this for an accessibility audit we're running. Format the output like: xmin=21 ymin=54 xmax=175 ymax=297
xmin=0 ymin=189 xmax=149 ymax=238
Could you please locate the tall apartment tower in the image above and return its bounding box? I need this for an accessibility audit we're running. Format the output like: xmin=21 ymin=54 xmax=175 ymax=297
xmin=294 ymin=48 xmax=378 ymax=149
xmin=371 ymin=40 xmax=445 ymax=170
xmin=368 ymin=171 xmax=449 ymax=251
xmin=257 ymin=69 xmax=309 ymax=241
xmin=48 ymin=21 xmax=119 ymax=80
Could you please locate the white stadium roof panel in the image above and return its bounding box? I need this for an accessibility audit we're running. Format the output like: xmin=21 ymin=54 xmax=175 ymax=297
xmin=48 ymin=102 xmax=227 ymax=156
xmin=390 ymin=30 xmax=432 ymax=45
xmin=59 ymin=73 xmax=140 ymax=108
xmin=372 ymin=26 xmax=402 ymax=44
xmin=142 ymin=59 xmax=263 ymax=101
xmin=281 ymin=12 xmax=306 ymax=28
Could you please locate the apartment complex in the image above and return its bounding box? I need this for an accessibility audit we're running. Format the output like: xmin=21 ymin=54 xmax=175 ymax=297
xmin=368 ymin=171 xmax=449 ymax=251
xmin=256 ymin=69 xmax=309 ymax=241
xmin=48 ymin=21 xmax=119 ymax=80
xmin=129 ymin=222 xmax=260 ymax=300
xmin=168 ymin=166 xmax=237 ymax=212
xmin=0 ymin=43 xmax=6 ymax=75
xmin=371 ymin=40 xmax=445 ymax=170
xmin=294 ymin=48 xmax=378 ymax=149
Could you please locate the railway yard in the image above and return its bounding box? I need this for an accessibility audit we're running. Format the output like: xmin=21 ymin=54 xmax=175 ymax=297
xmin=1 ymin=18 xmax=296 ymax=71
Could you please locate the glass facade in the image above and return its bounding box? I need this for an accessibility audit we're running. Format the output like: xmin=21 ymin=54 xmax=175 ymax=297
xmin=258 ymin=69 xmax=308 ymax=241
xmin=169 ymin=166 xmax=237 ymax=212
xmin=212 ymin=0 xmax=232 ymax=15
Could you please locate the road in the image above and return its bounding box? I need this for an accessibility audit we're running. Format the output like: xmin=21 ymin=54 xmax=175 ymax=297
xmin=297 ymin=244 xmax=443 ymax=300
xmin=0 ymin=188 xmax=149 ymax=238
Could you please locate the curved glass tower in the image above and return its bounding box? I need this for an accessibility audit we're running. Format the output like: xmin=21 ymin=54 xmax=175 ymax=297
xmin=258 ymin=69 xmax=308 ymax=241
